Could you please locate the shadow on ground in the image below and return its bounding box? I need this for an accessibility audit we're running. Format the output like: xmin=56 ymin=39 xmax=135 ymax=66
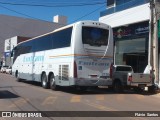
xmin=0 ymin=90 xmax=20 ymax=99
xmin=17 ymin=80 xmax=159 ymax=96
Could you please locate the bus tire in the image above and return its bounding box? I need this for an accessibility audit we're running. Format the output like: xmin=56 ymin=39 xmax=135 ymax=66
xmin=15 ymin=71 xmax=21 ymax=82
xmin=41 ymin=73 xmax=49 ymax=89
xmin=49 ymin=74 xmax=58 ymax=90
xmin=113 ymin=80 xmax=123 ymax=93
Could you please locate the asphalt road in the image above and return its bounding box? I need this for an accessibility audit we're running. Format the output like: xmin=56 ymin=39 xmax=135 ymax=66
xmin=0 ymin=73 xmax=160 ymax=120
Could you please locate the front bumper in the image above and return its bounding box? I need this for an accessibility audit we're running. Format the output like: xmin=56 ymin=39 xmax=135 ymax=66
xmin=130 ymin=82 xmax=153 ymax=88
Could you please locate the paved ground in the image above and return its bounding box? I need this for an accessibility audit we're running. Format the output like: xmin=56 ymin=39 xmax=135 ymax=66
xmin=0 ymin=73 xmax=160 ymax=120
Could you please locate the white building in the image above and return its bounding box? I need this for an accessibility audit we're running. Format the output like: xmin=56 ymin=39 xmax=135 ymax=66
xmin=99 ymin=0 xmax=151 ymax=73
xmin=4 ymin=36 xmax=30 ymax=66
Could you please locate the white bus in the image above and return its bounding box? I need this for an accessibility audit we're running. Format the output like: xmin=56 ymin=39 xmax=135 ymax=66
xmin=11 ymin=21 xmax=113 ymax=90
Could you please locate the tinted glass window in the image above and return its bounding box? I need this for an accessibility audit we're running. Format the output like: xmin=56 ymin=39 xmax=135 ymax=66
xmin=35 ymin=34 xmax=52 ymax=51
xmin=82 ymin=26 xmax=109 ymax=46
xmin=116 ymin=66 xmax=132 ymax=71
xmin=21 ymin=40 xmax=34 ymax=54
xmin=13 ymin=27 xmax=72 ymax=59
xmin=13 ymin=40 xmax=34 ymax=56
xmin=51 ymin=27 xmax=72 ymax=49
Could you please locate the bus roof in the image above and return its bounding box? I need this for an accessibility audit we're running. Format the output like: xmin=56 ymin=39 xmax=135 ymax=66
xmin=16 ymin=20 xmax=110 ymax=46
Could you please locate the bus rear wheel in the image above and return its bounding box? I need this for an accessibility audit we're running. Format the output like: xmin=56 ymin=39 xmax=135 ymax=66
xmin=50 ymin=74 xmax=59 ymax=90
xmin=41 ymin=73 xmax=49 ymax=89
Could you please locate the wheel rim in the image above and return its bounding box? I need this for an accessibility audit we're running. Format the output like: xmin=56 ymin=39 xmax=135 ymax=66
xmin=42 ymin=75 xmax=47 ymax=87
xmin=42 ymin=80 xmax=46 ymax=86
xmin=50 ymin=75 xmax=55 ymax=87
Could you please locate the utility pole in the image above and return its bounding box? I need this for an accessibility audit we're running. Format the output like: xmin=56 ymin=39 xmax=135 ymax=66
xmin=150 ymin=0 xmax=160 ymax=87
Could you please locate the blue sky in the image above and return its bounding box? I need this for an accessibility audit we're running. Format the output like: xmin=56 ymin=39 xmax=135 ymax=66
xmin=0 ymin=0 xmax=106 ymax=24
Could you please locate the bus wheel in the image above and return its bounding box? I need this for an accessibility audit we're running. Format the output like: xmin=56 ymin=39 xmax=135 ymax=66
xmin=50 ymin=74 xmax=58 ymax=90
xmin=15 ymin=71 xmax=21 ymax=82
xmin=41 ymin=73 xmax=49 ymax=89
xmin=113 ymin=80 xmax=123 ymax=93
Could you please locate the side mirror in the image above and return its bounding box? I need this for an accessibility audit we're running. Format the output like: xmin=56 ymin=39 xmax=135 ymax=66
xmin=10 ymin=50 xmax=14 ymax=57
xmin=10 ymin=47 xmax=17 ymax=57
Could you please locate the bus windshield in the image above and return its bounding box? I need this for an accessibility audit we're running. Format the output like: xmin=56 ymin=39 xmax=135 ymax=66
xmin=82 ymin=26 xmax=109 ymax=46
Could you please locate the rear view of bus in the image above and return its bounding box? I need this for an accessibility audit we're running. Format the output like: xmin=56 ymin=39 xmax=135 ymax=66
xmin=72 ymin=21 xmax=113 ymax=87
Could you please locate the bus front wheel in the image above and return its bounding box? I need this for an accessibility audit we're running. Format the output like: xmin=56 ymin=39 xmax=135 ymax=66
xmin=15 ymin=71 xmax=21 ymax=82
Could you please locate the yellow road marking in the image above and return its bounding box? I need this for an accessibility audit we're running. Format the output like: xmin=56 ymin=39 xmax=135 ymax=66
xmin=26 ymin=84 xmax=63 ymax=97
xmin=41 ymin=96 xmax=57 ymax=106
xmin=96 ymin=95 xmax=105 ymax=101
xmin=116 ymin=94 xmax=125 ymax=101
xmin=8 ymin=98 xmax=29 ymax=108
xmin=84 ymin=100 xmax=116 ymax=111
xmin=83 ymin=100 xmax=148 ymax=120
xmin=70 ymin=95 xmax=81 ymax=103
xmin=136 ymin=95 xmax=145 ymax=100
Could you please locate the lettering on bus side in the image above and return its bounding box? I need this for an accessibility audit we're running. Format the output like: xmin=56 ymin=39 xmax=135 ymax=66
xmin=23 ymin=56 xmax=44 ymax=62
xmin=78 ymin=61 xmax=110 ymax=67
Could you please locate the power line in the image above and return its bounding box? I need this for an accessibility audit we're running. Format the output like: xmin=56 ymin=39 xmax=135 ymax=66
xmin=0 ymin=2 xmax=105 ymax=24
xmin=12 ymin=0 xmax=105 ymax=4
xmin=0 ymin=4 xmax=41 ymax=21
xmin=0 ymin=1 xmax=106 ymax=7
xmin=71 ymin=5 xmax=105 ymax=23
xmin=0 ymin=4 xmax=66 ymax=26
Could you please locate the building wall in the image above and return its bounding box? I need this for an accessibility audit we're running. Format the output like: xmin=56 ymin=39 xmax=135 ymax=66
xmin=114 ymin=21 xmax=149 ymax=72
xmin=0 ymin=14 xmax=65 ymax=59
xmin=99 ymin=3 xmax=150 ymax=73
xmin=5 ymin=36 xmax=18 ymax=53
xmin=99 ymin=3 xmax=150 ymax=27
xmin=4 ymin=37 xmax=18 ymax=66
xmin=4 ymin=36 xmax=30 ymax=66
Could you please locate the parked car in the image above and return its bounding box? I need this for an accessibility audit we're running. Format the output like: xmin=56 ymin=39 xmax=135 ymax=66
xmin=6 ymin=66 xmax=12 ymax=74
xmin=0 ymin=65 xmax=9 ymax=73
xmin=111 ymin=65 xmax=152 ymax=93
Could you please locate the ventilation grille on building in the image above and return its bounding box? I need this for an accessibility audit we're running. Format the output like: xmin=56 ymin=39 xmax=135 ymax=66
xmin=107 ymin=0 xmax=115 ymax=8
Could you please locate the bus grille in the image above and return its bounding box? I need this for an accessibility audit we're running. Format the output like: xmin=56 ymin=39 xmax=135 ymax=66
xmin=59 ymin=65 xmax=69 ymax=81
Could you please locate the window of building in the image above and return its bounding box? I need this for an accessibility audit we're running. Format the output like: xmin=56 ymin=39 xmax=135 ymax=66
xmin=6 ymin=46 xmax=10 ymax=50
xmin=115 ymin=38 xmax=147 ymax=73
xmin=116 ymin=0 xmax=132 ymax=5
xmin=107 ymin=0 xmax=115 ymax=7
